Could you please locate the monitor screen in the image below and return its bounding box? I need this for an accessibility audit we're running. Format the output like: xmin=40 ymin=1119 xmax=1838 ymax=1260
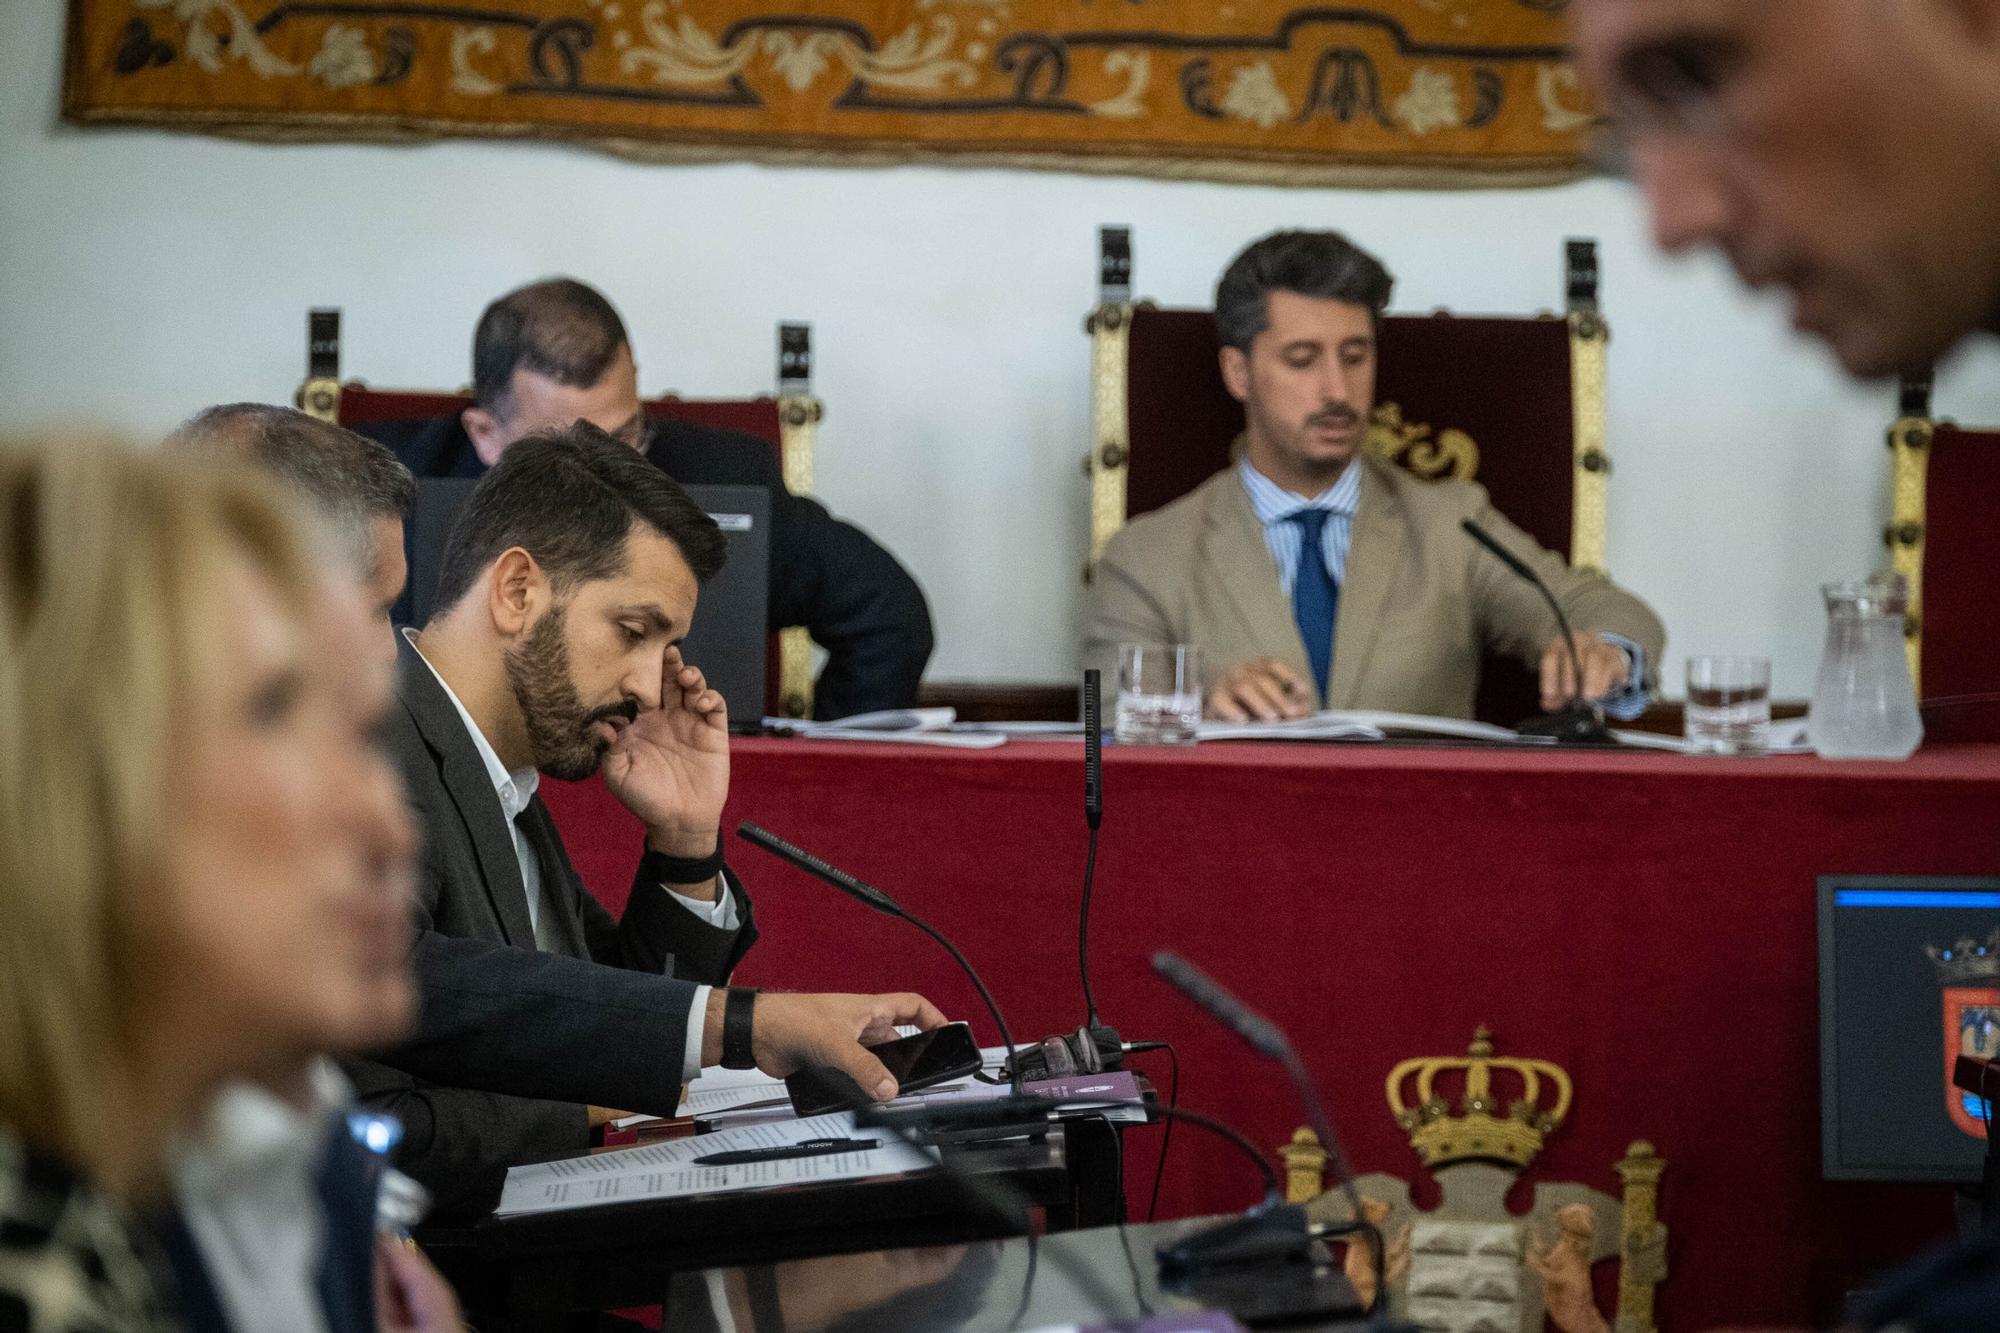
xmin=1820 ymin=876 xmax=2000 ymax=1180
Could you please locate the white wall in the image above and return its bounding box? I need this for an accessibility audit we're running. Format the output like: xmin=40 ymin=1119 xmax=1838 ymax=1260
xmin=8 ymin=1 xmax=2000 ymax=698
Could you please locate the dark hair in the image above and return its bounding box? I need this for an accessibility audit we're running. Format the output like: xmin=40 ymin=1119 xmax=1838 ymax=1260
xmin=431 ymin=422 xmax=725 ymax=614
xmin=169 ymin=403 xmax=414 ymax=574
xmin=1214 ymin=230 xmax=1395 ymax=351
xmin=472 ymin=278 xmax=630 ymax=414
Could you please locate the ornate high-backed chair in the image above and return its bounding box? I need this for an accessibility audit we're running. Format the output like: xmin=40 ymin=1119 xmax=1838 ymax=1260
xmin=1885 ymin=374 xmax=2000 ymax=742
xmin=298 ymin=312 xmax=825 ymax=718
xmin=1085 ymin=233 xmax=1612 ymax=726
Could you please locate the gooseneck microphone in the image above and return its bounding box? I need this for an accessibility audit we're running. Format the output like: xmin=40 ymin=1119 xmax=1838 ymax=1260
xmin=1460 ymin=518 xmax=1614 ymax=744
xmin=1152 ymin=951 xmax=1396 ymax=1324
xmin=736 ymin=821 xmax=1023 ymax=1094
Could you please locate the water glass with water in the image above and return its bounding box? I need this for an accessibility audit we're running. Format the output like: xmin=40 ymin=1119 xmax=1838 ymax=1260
xmin=1115 ymin=643 xmax=1202 ymax=745
xmin=1685 ymin=656 xmax=1771 ymax=755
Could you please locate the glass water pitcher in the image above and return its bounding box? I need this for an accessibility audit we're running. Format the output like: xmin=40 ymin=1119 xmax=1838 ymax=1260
xmin=1808 ymin=573 xmax=1923 ymax=760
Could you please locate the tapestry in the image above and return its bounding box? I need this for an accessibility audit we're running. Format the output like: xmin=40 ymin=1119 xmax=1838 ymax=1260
xmin=63 ymin=2 xmax=1593 ymax=186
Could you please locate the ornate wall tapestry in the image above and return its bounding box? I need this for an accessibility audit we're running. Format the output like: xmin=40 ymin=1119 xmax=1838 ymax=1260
xmin=63 ymin=2 xmax=1593 ymax=186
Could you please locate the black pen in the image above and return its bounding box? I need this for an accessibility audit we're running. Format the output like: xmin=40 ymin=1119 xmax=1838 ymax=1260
xmin=690 ymin=1137 xmax=878 ymax=1166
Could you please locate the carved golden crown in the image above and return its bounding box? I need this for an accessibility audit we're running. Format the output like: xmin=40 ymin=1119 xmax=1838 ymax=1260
xmin=1930 ymin=929 xmax=2000 ymax=987
xmin=1386 ymin=1027 xmax=1571 ymax=1170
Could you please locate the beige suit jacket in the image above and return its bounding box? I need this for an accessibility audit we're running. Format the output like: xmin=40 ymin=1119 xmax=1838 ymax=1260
xmin=1084 ymin=455 xmax=1665 ymax=719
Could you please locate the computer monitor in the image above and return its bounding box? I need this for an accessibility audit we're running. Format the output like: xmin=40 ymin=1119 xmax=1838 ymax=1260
xmin=401 ymin=478 xmax=770 ymax=732
xmin=1819 ymin=875 xmax=2000 ymax=1180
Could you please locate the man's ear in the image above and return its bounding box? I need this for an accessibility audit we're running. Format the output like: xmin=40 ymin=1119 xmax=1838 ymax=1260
xmin=463 ymin=405 xmax=510 ymax=469
xmin=484 ymin=547 xmax=546 ymax=638
xmin=1219 ymin=346 xmax=1252 ymax=404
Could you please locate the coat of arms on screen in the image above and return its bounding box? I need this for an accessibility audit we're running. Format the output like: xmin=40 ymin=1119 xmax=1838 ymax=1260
xmin=1928 ymin=929 xmax=2000 ymax=1138
xmin=1282 ymin=1028 xmax=1667 ymax=1333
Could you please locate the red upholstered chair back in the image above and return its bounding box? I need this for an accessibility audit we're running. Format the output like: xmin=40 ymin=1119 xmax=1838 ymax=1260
xmin=1104 ymin=305 xmax=1597 ymax=726
xmin=334 ymin=384 xmax=787 ymax=454
xmin=1117 ymin=307 xmax=1579 ymax=559
xmin=1916 ymin=424 xmax=2000 ymax=738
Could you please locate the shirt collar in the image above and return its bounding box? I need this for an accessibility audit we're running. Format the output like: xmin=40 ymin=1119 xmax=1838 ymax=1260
xmin=402 ymin=628 xmax=540 ymax=819
xmin=1238 ymin=457 xmax=1362 ymax=528
xmin=170 ymin=1058 xmax=350 ymax=1187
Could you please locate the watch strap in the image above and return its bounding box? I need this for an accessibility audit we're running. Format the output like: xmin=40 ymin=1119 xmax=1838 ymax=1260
xmin=721 ymin=987 xmax=759 ymax=1070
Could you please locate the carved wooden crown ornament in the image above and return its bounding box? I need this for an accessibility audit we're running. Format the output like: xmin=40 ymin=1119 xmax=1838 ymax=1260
xmin=1386 ymin=1026 xmax=1571 ymax=1170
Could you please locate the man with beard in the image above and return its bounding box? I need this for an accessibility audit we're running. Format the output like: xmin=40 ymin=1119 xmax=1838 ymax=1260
xmin=1084 ymin=229 xmax=1663 ymax=723
xmin=348 ymin=423 xmax=947 ymax=1215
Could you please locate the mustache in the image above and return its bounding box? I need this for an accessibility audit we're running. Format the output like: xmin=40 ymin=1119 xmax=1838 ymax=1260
xmin=586 ymin=700 xmax=640 ymax=728
xmin=1307 ymin=406 xmax=1360 ymax=430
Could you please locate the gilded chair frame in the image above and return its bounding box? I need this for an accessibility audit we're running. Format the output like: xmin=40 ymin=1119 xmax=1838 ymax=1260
xmin=1885 ymin=375 xmax=1934 ymax=690
xmin=1083 ymin=260 xmax=1612 ymax=576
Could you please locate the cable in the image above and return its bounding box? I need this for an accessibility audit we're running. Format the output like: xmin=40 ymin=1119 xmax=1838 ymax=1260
xmin=1078 ymin=821 xmax=1101 ymax=1027
xmin=1140 ymin=1042 xmax=1180 ymax=1223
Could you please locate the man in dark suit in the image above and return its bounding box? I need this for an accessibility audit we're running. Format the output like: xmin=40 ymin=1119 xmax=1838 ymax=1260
xmin=348 ymin=423 xmax=948 ymax=1215
xmin=356 ymin=278 xmax=933 ymax=720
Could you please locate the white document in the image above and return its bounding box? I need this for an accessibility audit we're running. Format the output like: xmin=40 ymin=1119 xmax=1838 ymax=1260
xmin=494 ymin=1113 xmax=937 ymax=1217
xmin=1611 ymin=716 xmax=1814 ymax=756
xmin=1196 ymin=709 xmax=1525 ymax=744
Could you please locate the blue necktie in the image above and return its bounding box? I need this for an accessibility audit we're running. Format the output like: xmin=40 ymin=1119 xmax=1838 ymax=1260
xmin=1288 ymin=509 xmax=1338 ymax=704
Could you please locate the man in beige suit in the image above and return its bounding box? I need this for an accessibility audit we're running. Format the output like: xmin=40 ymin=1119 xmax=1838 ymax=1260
xmin=1085 ymin=230 xmax=1663 ymax=723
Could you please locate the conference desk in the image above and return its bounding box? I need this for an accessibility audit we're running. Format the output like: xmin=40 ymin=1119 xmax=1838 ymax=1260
xmin=543 ymin=737 xmax=2000 ymax=1330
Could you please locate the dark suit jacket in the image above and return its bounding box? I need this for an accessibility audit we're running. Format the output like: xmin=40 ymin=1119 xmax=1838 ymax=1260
xmin=358 ymin=414 xmax=934 ymax=719
xmin=346 ymin=635 xmax=757 ymax=1216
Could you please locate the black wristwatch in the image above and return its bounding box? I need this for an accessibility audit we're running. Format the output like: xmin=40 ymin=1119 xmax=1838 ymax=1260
xmin=644 ymin=842 xmax=726 ymax=886
xmin=721 ymin=987 xmax=759 ymax=1070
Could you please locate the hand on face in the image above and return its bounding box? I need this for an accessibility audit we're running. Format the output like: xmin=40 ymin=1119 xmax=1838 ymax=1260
xmin=1538 ymin=633 xmax=1631 ymax=712
xmin=601 ymin=644 xmax=731 ymax=856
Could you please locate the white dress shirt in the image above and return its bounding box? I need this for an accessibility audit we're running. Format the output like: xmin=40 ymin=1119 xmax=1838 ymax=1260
xmin=167 ymin=1060 xmax=350 ymax=1333
xmin=404 ymin=630 xmax=731 ymax=1082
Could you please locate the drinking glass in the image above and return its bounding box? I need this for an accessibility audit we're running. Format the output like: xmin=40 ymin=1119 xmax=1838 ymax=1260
xmin=1115 ymin=643 xmax=1202 ymax=745
xmin=1685 ymin=656 xmax=1771 ymax=755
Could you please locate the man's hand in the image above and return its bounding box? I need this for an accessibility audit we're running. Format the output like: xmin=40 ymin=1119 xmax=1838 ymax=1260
xmin=1205 ymin=658 xmax=1315 ymax=722
xmin=704 ymin=991 xmax=949 ymax=1102
xmin=1538 ymin=633 xmax=1631 ymax=712
xmin=602 ymin=646 xmax=730 ymax=858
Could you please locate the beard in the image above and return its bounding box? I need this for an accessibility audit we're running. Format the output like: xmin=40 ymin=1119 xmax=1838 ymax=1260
xmin=503 ymin=602 xmax=637 ymax=782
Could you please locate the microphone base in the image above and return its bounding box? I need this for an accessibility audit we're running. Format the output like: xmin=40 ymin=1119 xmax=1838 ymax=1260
xmin=1155 ymin=1200 xmax=1315 ymax=1273
xmin=1515 ymin=702 xmax=1615 ymax=745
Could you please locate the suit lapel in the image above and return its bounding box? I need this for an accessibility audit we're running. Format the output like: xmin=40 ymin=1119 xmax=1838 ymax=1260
xmin=1328 ymin=457 xmax=1408 ymax=710
xmin=395 ymin=636 xmax=537 ymax=949
xmin=1197 ymin=472 xmax=1314 ymax=684
xmin=519 ymin=799 xmax=588 ymax=958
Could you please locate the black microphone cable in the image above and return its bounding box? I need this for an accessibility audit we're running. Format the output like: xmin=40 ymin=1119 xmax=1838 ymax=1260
xmin=1140 ymin=1041 xmax=1180 ymax=1223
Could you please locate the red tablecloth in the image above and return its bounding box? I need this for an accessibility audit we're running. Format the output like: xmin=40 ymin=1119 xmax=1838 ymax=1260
xmin=542 ymin=739 xmax=2000 ymax=1329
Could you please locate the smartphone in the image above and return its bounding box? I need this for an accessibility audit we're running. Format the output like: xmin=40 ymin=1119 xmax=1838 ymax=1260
xmin=785 ymin=1021 xmax=983 ymax=1117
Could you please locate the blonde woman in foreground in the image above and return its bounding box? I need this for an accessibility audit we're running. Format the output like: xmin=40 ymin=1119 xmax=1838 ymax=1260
xmin=0 ymin=437 xmax=436 ymax=1328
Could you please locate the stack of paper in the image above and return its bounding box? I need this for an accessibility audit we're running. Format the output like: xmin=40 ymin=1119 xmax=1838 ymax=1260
xmin=1196 ymin=710 xmax=1528 ymax=744
xmin=495 ymin=1112 xmax=937 ymax=1217
xmin=761 ymin=707 xmax=1009 ymax=749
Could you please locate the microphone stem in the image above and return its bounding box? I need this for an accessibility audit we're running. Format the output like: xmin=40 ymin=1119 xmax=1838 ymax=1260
xmin=1079 ymin=823 xmax=1101 ymax=1028
xmin=898 ymin=909 xmax=1023 ymax=1095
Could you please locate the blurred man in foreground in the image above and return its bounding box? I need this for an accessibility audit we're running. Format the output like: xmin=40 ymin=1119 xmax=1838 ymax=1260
xmin=1571 ymin=2 xmax=2000 ymax=1326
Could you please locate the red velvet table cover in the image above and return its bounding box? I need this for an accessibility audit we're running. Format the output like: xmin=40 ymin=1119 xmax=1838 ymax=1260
xmin=541 ymin=739 xmax=2000 ymax=1329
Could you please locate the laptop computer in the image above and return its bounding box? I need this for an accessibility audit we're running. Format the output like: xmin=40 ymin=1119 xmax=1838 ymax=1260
xmin=400 ymin=478 xmax=771 ymax=732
